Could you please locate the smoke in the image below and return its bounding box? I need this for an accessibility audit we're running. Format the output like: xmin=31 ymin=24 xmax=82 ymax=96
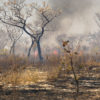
xmin=40 ymin=0 xmax=100 ymax=51
xmin=48 ymin=0 xmax=100 ymax=35
xmin=1 ymin=0 xmax=100 ymax=55
xmin=50 ymin=0 xmax=93 ymax=15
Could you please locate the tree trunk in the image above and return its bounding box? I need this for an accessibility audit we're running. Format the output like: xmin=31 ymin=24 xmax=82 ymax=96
xmin=10 ymin=41 xmax=15 ymax=55
xmin=36 ymin=40 xmax=43 ymax=61
xmin=10 ymin=46 xmax=13 ymax=54
xmin=27 ymin=39 xmax=34 ymax=57
xmin=70 ymin=56 xmax=79 ymax=99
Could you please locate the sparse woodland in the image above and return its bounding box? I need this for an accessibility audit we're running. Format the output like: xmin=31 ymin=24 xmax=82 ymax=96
xmin=0 ymin=0 xmax=100 ymax=100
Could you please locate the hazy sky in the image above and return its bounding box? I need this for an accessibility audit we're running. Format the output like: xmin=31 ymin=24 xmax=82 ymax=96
xmin=3 ymin=0 xmax=100 ymax=36
xmin=26 ymin=0 xmax=48 ymax=4
xmin=49 ymin=0 xmax=100 ymax=36
xmin=41 ymin=0 xmax=100 ymax=49
xmin=23 ymin=0 xmax=100 ymax=48
xmin=2 ymin=0 xmax=100 ymax=50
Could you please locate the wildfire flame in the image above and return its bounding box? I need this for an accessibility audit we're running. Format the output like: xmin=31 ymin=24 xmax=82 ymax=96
xmin=34 ymin=50 xmax=38 ymax=57
xmin=53 ymin=50 xmax=58 ymax=55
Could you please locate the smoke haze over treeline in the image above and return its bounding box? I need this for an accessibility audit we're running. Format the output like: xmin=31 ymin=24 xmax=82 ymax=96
xmin=36 ymin=0 xmax=100 ymax=52
xmin=0 ymin=0 xmax=100 ymax=57
xmin=48 ymin=0 xmax=100 ymax=35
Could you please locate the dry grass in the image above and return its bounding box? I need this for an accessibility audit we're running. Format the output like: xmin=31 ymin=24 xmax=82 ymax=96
xmin=0 ymin=55 xmax=61 ymax=87
xmin=0 ymin=52 xmax=100 ymax=100
xmin=0 ymin=66 xmax=48 ymax=87
xmin=47 ymin=66 xmax=62 ymax=81
xmin=0 ymin=53 xmax=100 ymax=88
xmin=0 ymin=55 xmax=47 ymax=87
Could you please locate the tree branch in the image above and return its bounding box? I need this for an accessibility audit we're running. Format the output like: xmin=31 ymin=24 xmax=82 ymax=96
xmin=0 ymin=18 xmax=23 ymax=28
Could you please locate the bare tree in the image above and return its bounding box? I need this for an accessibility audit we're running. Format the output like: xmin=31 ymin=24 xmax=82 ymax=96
xmin=27 ymin=38 xmax=34 ymax=57
xmin=0 ymin=0 xmax=60 ymax=61
xmin=0 ymin=29 xmax=8 ymax=50
xmin=6 ymin=25 xmax=23 ymax=55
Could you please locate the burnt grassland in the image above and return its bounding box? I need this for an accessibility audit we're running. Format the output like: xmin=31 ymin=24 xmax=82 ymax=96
xmin=0 ymin=54 xmax=100 ymax=100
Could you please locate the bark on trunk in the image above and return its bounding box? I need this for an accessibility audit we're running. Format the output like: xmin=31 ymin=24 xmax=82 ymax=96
xmin=27 ymin=40 xmax=34 ymax=57
xmin=10 ymin=41 xmax=15 ymax=55
xmin=37 ymin=40 xmax=43 ymax=61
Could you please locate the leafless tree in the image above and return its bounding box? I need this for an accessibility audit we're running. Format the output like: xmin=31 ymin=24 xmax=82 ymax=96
xmin=27 ymin=38 xmax=34 ymax=57
xmin=0 ymin=0 xmax=60 ymax=61
xmin=6 ymin=25 xmax=23 ymax=55
xmin=0 ymin=29 xmax=8 ymax=50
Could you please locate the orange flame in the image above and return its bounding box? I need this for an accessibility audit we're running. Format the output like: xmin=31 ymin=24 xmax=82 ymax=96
xmin=53 ymin=50 xmax=58 ymax=55
xmin=34 ymin=51 xmax=38 ymax=57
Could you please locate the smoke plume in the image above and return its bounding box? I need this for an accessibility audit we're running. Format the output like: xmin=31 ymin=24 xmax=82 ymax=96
xmin=48 ymin=0 xmax=100 ymax=34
